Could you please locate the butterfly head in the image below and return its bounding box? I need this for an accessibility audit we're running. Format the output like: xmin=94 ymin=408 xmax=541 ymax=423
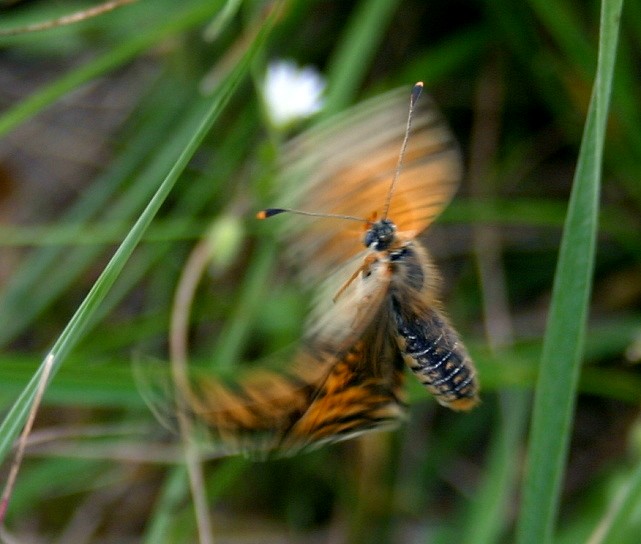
xmin=363 ymin=218 xmax=396 ymax=251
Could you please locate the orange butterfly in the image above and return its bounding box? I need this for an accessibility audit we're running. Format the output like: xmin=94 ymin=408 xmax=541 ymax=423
xmin=185 ymin=83 xmax=479 ymax=455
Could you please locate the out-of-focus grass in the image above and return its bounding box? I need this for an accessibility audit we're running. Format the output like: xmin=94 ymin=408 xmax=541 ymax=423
xmin=0 ymin=0 xmax=639 ymax=542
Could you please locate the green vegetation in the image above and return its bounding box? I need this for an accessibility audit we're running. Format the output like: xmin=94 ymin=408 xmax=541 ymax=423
xmin=0 ymin=0 xmax=638 ymax=542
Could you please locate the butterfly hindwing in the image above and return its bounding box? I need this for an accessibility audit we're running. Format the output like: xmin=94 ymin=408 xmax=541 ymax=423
xmin=188 ymin=256 xmax=403 ymax=454
xmin=282 ymin=321 xmax=407 ymax=451
xmin=188 ymin=319 xmax=407 ymax=455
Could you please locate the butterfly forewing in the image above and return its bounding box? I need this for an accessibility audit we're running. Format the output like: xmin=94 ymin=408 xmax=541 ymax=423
xmin=303 ymin=245 xmax=390 ymax=353
xmin=277 ymin=88 xmax=462 ymax=285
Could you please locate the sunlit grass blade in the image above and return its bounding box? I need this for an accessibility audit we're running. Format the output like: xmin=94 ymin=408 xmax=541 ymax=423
xmin=515 ymin=1 xmax=624 ymax=543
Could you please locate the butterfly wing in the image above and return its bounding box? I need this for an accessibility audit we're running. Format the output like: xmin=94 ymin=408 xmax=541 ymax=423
xmin=281 ymin=315 xmax=407 ymax=451
xmin=282 ymin=252 xmax=407 ymax=449
xmin=187 ymin=351 xmax=328 ymax=455
xmin=189 ymin=335 xmax=406 ymax=455
xmin=274 ymin=86 xmax=462 ymax=285
xmin=187 ymin=251 xmax=402 ymax=454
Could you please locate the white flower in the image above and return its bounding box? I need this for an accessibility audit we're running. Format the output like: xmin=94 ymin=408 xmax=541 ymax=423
xmin=262 ymin=60 xmax=325 ymax=128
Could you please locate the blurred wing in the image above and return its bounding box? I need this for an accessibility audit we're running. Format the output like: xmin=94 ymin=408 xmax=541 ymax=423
xmin=187 ymin=259 xmax=405 ymax=455
xmin=282 ymin=325 xmax=407 ymax=451
xmin=187 ymin=351 xmax=327 ymax=455
xmin=188 ymin=314 xmax=406 ymax=455
xmin=302 ymin=247 xmax=390 ymax=353
xmin=275 ymin=86 xmax=462 ymax=285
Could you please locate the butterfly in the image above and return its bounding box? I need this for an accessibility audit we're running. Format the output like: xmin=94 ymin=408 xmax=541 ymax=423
xmin=184 ymin=82 xmax=479 ymax=455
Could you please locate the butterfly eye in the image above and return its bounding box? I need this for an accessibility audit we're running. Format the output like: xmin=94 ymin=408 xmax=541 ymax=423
xmin=363 ymin=219 xmax=396 ymax=250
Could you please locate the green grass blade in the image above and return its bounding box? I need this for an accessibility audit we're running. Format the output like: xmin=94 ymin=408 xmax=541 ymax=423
xmin=593 ymin=460 xmax=641 ymax=544
xmin=0 ymin=83 xmax=195 ymax=347
xmin=461 ymin=392 xmax=530 ymax=544
xmin=210 ymin=241 xmax=277 ymax=371
xmin=515 ymin=1 xmax=624 ymax=543
xmin=142 ymin=464 xmax=190 ymax=544
xmin=322 ymin=0 xmax=400 ymax=114
xmin=0 ymin=9 xmax=276 ymax=466
xmin=526 ymin=0 xmax=595 ymax=77
xmin=0 ymin=1 xmax=221 ymax=138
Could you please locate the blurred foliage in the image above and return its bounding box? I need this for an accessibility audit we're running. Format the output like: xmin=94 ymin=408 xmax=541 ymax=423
xmin=0 ymin=0 xmax=639 ymax=543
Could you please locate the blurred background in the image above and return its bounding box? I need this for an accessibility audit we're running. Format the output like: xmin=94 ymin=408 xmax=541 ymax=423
xmin=0 ymin=0 xmax=640 ymax=542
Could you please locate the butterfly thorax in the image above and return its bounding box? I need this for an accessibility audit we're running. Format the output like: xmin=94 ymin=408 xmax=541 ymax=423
xmin=363 ymin=219 xmax=427 ymax=290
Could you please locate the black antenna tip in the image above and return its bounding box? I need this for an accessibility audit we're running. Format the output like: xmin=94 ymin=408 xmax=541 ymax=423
xmin=411 ymin=81 xmax=424 ymax=106
xmin=257 ymin=208 xmax=286 ymax=219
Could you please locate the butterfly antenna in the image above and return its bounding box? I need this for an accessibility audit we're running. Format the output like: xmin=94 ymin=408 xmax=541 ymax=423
xmin=382 ymin=81 xmax=423 ymax=220
xmin=257 ymin=208 xmax=365 ymax=223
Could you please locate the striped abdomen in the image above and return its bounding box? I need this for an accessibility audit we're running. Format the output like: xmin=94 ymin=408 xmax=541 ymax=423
xmin=392 ymin=305 xmax=478 ymax=410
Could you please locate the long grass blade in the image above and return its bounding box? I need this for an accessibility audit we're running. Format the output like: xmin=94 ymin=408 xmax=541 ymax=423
xmin=588 ymin=447 xmax=641 ymax=543
xmin=0 ymin=5 xmax=276 ymax=471
xmin=515 ymin=1 xmax=624 ymax=542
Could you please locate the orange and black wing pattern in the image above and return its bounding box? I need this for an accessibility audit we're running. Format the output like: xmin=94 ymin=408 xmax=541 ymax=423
xmin=188 ymin=310 xmax=406 ymax=455
xmin=187 ymin=252 xmax=401 ymax=454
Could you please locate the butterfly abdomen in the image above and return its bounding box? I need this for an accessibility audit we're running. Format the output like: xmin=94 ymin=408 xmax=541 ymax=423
xmin=393 ymin=306 xmax=479 ymax=411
